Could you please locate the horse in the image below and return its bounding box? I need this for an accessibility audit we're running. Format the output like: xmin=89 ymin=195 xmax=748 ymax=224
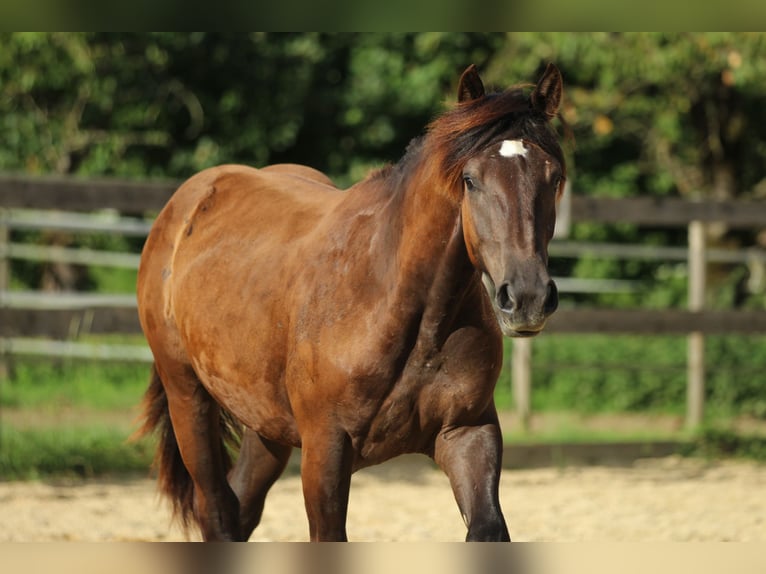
xmin=136 ymin=63 xmax=567 ymax=541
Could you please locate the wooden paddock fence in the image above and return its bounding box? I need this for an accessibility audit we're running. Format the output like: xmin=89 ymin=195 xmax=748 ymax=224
xmin=2 ymin=173 xmax=766 ymax=429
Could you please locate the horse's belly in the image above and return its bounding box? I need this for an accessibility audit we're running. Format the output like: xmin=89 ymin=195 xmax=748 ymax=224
xmin=189 ymin=344 xmax=302 ymax=445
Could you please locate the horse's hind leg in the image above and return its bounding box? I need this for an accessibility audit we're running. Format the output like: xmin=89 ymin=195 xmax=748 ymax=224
xmin=161 ymin=364 xmax=243 ymax=541
xmin=228 ymin=429 xmax=293 ymax=538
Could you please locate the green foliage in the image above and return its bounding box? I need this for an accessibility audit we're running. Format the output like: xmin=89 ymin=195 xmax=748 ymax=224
xmin=86 ymin=266 xmax=137 ymax=294
xmin=0 ymin=32 xmax=503 ymax=182
xmin=5 ymin=32 xmax=766 ymax=201
xmin=529 ymin=334 xmax=687 ymax=413
xmin=491 ymin=33 xmax=766 ymax=199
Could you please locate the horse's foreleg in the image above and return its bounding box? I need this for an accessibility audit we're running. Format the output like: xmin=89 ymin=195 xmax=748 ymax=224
xmin=433 ymin=415 xmax=510 ymax=541
xmin=228 ymin=429 xmax=293 ymax=539
xmin=299 ymin=431 xmax=353 ymax=541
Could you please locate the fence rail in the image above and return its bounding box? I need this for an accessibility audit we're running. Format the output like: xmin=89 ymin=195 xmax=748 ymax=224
xmin=0 ymin=174 xmax=176 ymax=213
xmin=2 ymin=173 xmax=765 ymax=428
xmin=2 ymin=208 xmax=154 ymax=235
xmin=4 ymin=172 xmax=766 ymax=223
xmin=548 ymin=308 xmax=766 ymax=334
xmin=570 ymin=196 xmax=766 ymax=227
xmin=4 ymin=299 xmax=766 ymax=340
xmin=1 ymin=243 xmax=142 ymax=269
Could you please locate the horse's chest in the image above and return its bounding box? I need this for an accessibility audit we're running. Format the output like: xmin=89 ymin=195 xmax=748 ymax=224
xmin=351 ymin=330 xmax=501 ymax=465
xmin=351 ymin=372 xmax=439 ymax=465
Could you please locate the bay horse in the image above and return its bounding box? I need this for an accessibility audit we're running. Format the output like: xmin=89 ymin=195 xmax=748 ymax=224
xmin=136 ymin=63 xmax=566 ymax=541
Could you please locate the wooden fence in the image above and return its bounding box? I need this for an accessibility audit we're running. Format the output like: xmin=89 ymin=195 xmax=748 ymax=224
xmin=2 ymin=173 xmax=766 ymax=428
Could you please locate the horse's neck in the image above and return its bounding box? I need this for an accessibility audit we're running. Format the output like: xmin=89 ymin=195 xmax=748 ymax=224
xmin=389 ymin=170 xmax=478 ymax=348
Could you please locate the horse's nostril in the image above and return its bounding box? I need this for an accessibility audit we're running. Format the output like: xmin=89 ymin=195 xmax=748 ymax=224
xmin=544 ymin=280 xmax=559 ymax=315
xmin=496 ymin=283 xmax=516 ymax=313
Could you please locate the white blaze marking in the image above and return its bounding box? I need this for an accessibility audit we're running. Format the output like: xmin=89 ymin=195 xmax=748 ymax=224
xmin=499 ymin=139 xmax=527 ymax=158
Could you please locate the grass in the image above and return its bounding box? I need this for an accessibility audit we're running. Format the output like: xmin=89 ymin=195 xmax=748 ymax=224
xmin=0 ymin=425 xmax=155 ymax=480
xmin=1 ymin=360 xmax=149 ymax=410
xmin=503 ymin=424 xmax=694 ymax=445
xmin=2 ymin=354 xmax=766 ymax=479
xmin=689 ymin=427 xmax=766 ymax=461
xmin=1 ymin=359 xmax=155 ymax=479
xmin=4 ymin=412 xmax=765 ymax=480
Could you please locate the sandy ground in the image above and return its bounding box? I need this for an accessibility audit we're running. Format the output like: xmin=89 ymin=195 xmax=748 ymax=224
xmin=1 ymin=454 xmax=765 ymax=542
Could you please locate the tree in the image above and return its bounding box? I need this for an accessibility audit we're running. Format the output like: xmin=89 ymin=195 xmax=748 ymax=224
xmin=0 ymin=33 xmax=504 ymax=183
xmin=488 ymin=33 xmax=766 ymax=201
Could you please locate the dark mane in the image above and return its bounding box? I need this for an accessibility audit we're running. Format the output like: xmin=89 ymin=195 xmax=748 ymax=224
xmin=423 ymin=85 xmax=567 ymax=199
xmin=366 ymin=84 xmax=567 ymax=199
xmin=364 ymin=135 xmax=426 ymax=184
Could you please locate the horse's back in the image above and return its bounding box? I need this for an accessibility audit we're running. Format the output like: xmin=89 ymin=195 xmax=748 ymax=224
xmin=156 ymin=163 xmax=336 ymax=232
xmin=142 ymin=163 xmax=340 ymax=268
xmin=260 ymin=163 xmax=336 ymax=189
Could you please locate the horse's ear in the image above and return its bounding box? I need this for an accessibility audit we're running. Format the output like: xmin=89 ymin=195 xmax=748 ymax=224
xmin=531 ymin=63 xmax=563 ymax=120
xmin=457 ymin=64 xmax=485 ymax=103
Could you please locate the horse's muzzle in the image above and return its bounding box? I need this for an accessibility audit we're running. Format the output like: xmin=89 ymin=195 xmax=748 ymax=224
xmin=482 ymin=273 xmax=558 ymax=337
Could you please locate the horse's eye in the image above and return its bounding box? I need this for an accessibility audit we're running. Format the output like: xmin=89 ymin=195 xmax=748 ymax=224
xmin=463 ymin=176 xmax=476 ymax=191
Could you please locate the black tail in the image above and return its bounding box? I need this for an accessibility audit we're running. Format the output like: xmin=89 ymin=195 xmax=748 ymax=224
xmin=134 ymin=363 xmax=244 ymax=534
xmin=134 ymin=363 xmax=195 ymax=531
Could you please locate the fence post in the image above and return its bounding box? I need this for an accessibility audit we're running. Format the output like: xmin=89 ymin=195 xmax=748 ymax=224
xmin=687 ymin=220 xmax=706 ymax=429
xmin=0 ymin=208 xmax=8 ymax=379
xmin=512 ymin=337 xmax=532 ymax=432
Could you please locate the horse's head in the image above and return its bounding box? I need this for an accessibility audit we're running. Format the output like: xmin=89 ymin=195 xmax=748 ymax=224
xmin=456 ymin=64 xmax=566 ymax=337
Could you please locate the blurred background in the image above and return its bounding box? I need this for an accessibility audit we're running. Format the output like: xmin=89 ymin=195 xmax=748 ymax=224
xmin=1 ymin=32 xmax=766 ymax=479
